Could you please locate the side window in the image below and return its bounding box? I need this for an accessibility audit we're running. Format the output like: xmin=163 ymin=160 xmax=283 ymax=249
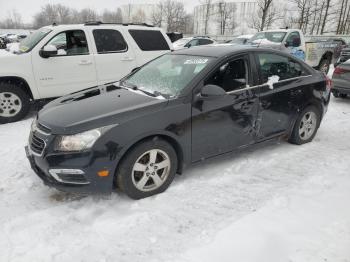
xmin=128 ymin=30 xmax=170 ymax=51
xmin=45 ymin=30 xmax=89 ymax=56
xmin=187 ymin=39 xmax=199 ymax=47
xmin=93 ymin=29 xmax=127 ymax=53
xmin=257 ymin=53 xmax=307 ymax=83
xmin=199 ymin=39 xmax=213 ymax=45
xmin=205 ymin=57 xmax=249 ymax=93
xmin=286 ymin=31 xmax=301 ymax=47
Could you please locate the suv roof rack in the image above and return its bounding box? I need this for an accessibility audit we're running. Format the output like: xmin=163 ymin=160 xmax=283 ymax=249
xmin=84 ymin=21 xmax=154 ymax=27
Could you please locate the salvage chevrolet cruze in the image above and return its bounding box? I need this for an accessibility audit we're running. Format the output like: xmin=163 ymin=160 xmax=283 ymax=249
xmin=25 ymin=46 xmax=331 ymax=199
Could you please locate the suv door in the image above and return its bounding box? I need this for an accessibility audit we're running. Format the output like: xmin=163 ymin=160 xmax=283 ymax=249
xmin=90 ymin=28 xmax=137 ymax=85
xmin=32 ymin=29 xmax=97 ymax=98
xmin=191 ymin=54 xmax=260 ymax=161
xmin=255 ymin=52 xmax=311 ymax=139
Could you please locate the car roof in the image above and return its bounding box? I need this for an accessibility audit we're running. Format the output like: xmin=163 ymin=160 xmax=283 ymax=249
xmin=172 ymin=45 xmax=258 ymax=58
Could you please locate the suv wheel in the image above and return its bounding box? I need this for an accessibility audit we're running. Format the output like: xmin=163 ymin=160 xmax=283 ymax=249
xmin=289 ymin=106 xmax=320 ymax=145
xmin=0 ymin=83 xmax=30 ymax=124
xmin=116 ymin=138 xmax=178 ymax=199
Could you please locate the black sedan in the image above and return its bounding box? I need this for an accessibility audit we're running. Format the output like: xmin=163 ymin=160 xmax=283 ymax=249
xmin=26 ymin=46 xmax=331 ymax=199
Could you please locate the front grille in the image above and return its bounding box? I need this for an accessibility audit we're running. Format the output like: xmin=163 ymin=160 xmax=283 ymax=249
xmin=37 ymin=122 xmax=51 ymax=134
xmin=30 ymin=132 xmax=46 ymax=155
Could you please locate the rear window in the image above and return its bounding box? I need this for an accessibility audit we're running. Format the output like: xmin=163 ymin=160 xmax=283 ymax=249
xmin=128 ymin=30 xmax=170 ymax=51
xmin=93 ymin=29 xmax=127 ymax=53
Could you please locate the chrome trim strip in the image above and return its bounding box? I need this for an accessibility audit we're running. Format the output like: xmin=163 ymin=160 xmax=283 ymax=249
xmin=49 ymin=169 xmax=90 ymax=185
xmin=226 ymin=75 xmax=313 ymax=95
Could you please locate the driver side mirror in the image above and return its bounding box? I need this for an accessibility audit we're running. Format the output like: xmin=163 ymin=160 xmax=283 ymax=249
xmin=199 ymin=84 xmax=226 ymax=100
xmin=39 ymin=44 xmax=58 ymax=58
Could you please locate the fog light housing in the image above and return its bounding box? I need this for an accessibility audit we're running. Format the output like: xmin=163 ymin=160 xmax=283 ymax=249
xmin=49 ymin=169 xmax=89 ymax=185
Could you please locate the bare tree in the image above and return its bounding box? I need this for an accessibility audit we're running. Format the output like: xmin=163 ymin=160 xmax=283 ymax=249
xmin=132 ymin=9 xmax=146 ymax=23
xmin=320 ymin=0 xmax=332 ymax=34
xmin=163 ymin=0 xmax=187 ymax=32
xmin=151 ymin=2 xmax=164 ymax=27
xmin=201 ymin=0 xmax=213 ymax=34
xmin=102 ymin=9 xmax=123 ymax=23
xmin=0 ymin=9 xmax=23 ymax=29
xmin=251 ymin=0 xmax=279 ymax=31
xmin=216 ymin=2 xmax=236 ymax=35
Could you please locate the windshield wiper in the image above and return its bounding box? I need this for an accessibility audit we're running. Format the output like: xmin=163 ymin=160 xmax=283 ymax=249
xmin=120 ymin=81 xmax=157 ymax=97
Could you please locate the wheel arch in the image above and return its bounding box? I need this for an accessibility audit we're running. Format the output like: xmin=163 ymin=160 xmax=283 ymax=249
xmin=319 ymin=51 xmax=333 ymax=65
xmin=288 ymin=100 xmax=323 ymax=137
xmin=114 ymin=133 xmax=185 ymax=183
xmin=0 ymin=76 xmax=34 ymax=100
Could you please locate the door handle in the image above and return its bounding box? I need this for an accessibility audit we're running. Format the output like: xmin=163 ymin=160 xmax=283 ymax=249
xmin=79 ymin=60 xmax=92 ymax=65
xmin=121 ymin=57 xmax=134 ymax=61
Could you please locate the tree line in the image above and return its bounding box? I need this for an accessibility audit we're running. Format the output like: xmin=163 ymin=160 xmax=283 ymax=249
xmin=1 ymin=0 xmax=350 ymax=35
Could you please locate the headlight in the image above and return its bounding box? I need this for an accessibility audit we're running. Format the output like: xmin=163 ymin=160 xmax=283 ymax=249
xmin=55 ymin=129 xmax=102 ymax=152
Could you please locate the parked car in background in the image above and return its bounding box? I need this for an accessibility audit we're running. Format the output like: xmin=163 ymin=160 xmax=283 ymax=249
xmin=0 ymin=22 xmax=172 ymax=123
xmin=173 ymin=36 xmax=216 ymax=50
xmin=332 ymin=60 xmax=350 ymax=98
xmin=335 ymin=47 xmax=350 ymax=67
xmin=225 ymin=34 xmax=253 ymax=45
xmin=248 ymin=29 xmax=346 ymax=73
xmin=26 ymin=45 xmax=331 ymax=199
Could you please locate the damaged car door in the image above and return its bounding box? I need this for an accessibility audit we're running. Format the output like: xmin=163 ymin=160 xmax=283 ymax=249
xmin=191 ymin=54 xmax=260 ymax=161
xmin=254 ymin=52 xmax=312 ymax=140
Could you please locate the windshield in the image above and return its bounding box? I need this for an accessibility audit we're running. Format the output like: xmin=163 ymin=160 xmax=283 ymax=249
xmin=19 ymin=28 xmax=52 ymax=53
xmin=123 ymin=54 xmax=213 ymax=98
xmin=250 ymin=32 xmax=286 ymax=43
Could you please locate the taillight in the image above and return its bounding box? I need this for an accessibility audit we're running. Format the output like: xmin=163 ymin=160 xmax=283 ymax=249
xmin=333 ymin=67 xmax=348 ymax=75
xmin=325 ymin=75 xmax=333 ymax=89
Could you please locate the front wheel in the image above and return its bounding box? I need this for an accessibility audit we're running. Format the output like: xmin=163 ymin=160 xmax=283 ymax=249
xmin=116 ymin=138 xmax=178 ymax=199
xmin=289 ymin=106 xmax=321 ymax=145
xmin=0 ymin=83 xmax=30 ymax=124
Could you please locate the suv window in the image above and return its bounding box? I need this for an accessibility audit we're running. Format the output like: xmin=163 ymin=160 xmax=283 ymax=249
xmin=199 ymin=39 xmax=213 ymax=45
xmin=45 ymin=30 xmax=89 ymax=56
xmin=205 ymin=57 xmax=249 ymax=92
xmin=257 ymin=53 xmax=308 ymax=82
xmin=128 ymin=30 xmax=170 ymax=51
xmin=93 ymin=29 xmax=127 ymax=53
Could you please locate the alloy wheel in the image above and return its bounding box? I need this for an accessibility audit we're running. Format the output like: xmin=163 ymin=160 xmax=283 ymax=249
xmin=131 ymin=149 xmax=171 ymax=192
xmin=299 ymin=111 xmax=317 ymax=141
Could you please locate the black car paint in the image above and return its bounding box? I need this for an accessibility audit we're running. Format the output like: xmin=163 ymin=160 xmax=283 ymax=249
xmin=26 ymin=46 xmax=330 ymax=194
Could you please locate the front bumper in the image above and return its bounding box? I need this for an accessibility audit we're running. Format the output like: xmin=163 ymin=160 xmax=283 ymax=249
xmin=25 ymin=144 xmax=116 ymax=194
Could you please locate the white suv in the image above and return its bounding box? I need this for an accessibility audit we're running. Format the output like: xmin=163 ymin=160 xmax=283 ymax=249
xmin=0 ymin=22 xmax=173 ymax=123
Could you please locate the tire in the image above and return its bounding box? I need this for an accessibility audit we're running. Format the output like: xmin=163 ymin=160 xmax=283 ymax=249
xmin=116 ymin=138 xmax=178 ymax=199
xmin=339 ymin=93 xmax=348 ymax=98
xmin=0 ymin=82 xmax=30 ymax=124
xmin=332 ymin=91 xmax=340 ymax=98
xmin=318 ymin=58 xmax=331 ymax=74
xmin=289 ymin=106 xmax=321 ymax=145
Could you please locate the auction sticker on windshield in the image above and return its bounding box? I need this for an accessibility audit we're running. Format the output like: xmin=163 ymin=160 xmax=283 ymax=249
xmin=184 ymin=58 xmax=209 ymax=64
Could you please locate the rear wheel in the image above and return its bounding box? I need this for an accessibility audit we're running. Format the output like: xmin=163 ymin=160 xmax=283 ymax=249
xmin=0 ymin=83 xmax=30 ymax=124
xmin=116 ymin=138 xmax=178 ymax=199
xmin=318 ymin=58 xmax=331 ymax=74
xmin=289 ymin=106 xmax=320 ymax=145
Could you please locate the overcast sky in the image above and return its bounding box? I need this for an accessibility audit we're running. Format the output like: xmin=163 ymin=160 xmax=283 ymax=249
xmin=0 ymin=0 xmax=200 ymax=24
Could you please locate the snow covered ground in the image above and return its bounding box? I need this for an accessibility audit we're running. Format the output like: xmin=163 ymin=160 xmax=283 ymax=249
xmin=0 ymin=97 xmax=350 ymax=262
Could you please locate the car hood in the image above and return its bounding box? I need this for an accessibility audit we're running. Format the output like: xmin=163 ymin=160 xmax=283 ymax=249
xmin=38 ymin=85 xmax=168 ymax=134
